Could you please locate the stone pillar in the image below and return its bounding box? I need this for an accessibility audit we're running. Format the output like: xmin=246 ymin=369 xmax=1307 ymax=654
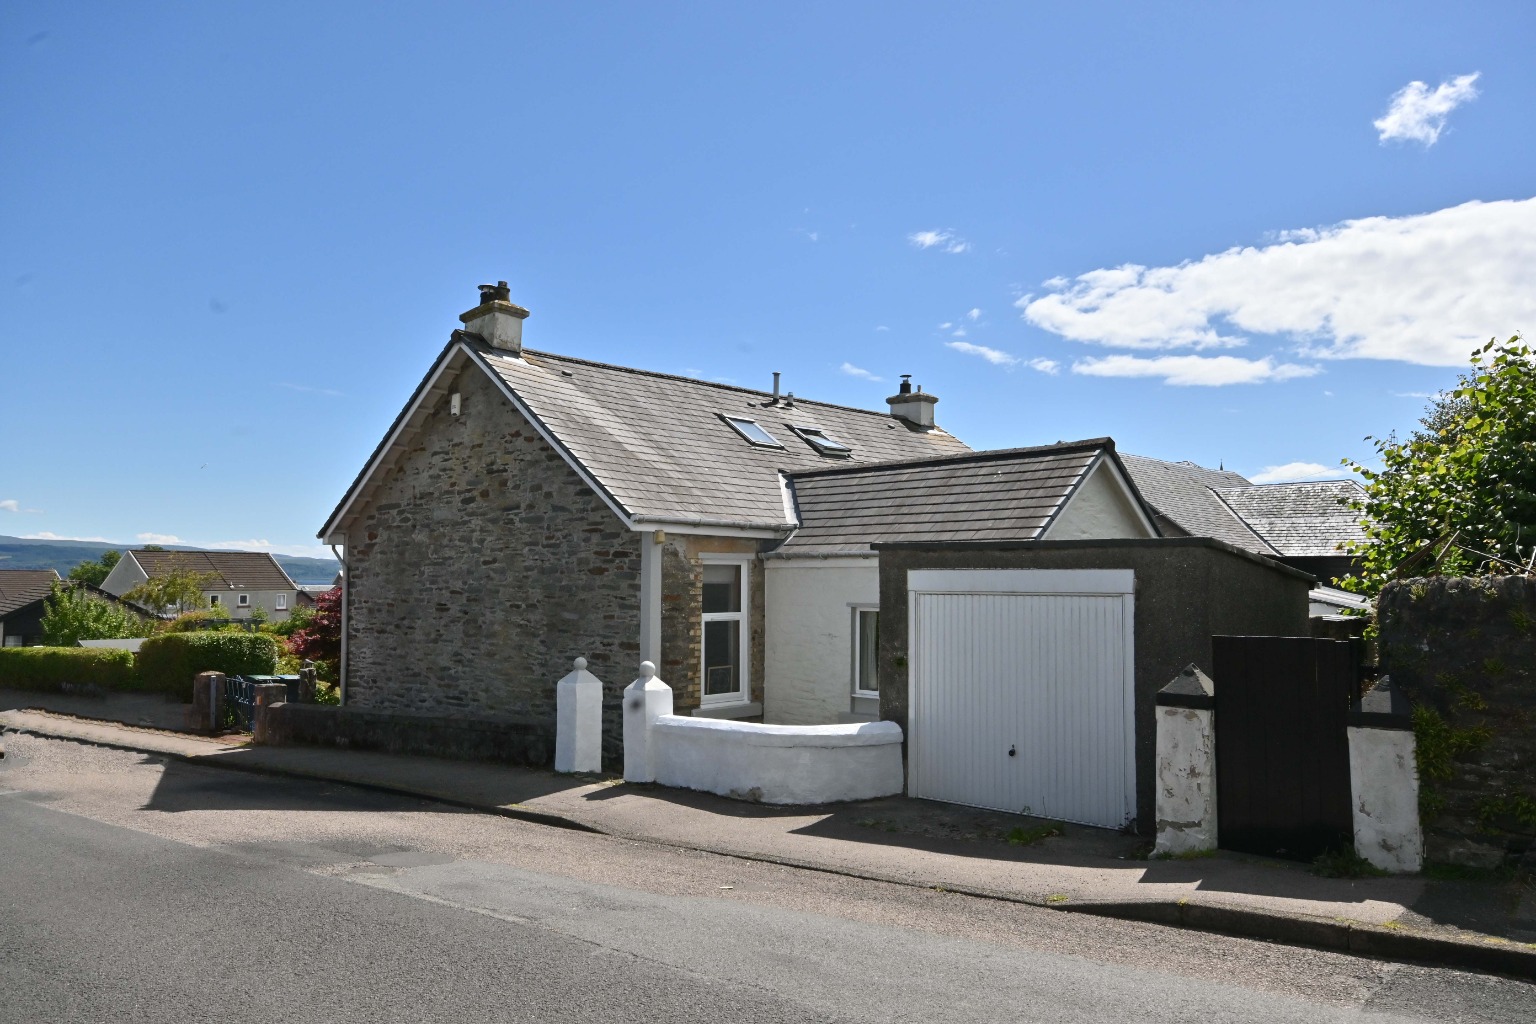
xmin=555 ymin=657 xmax=604 ymax=773
xmin=190 ymin=672 xmax=226 ymax=734
xmin=251 ymin=682 xmax=289 ymax=745
xmin=623 ymin=661 xmax=673 ymax=783
xmin=1153 ymin=665 xmax=1218 ymax=857
xmin=298 ymin=662 xmax=318 ymax=704
xmin=1348 ymin=676 xmax=1422 ymax=872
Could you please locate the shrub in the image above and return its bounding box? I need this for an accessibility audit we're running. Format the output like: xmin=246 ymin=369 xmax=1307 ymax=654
xmin=40 ymin=584 xmax=147 ymax=647
xmin=0 ymin=647 xmax=136 ymax=693
xmin=136 ymin=632 xmax=280 ymax=701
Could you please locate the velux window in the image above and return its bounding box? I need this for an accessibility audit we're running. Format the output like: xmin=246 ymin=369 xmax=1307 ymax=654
xmin=721 ymin=415 xmax=783 ymax=448
xmin=790 ymin=425 xmax=852 ymax=457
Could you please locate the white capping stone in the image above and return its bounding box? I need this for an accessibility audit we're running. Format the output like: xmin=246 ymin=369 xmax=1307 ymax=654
xmin=555 ymin=656 xmax=604 ymax=774
xmin=622 ymin=661 xmax=673 ymax=783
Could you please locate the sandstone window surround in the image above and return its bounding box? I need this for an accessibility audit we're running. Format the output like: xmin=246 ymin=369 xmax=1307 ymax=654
xmin=699 ymin=553 xmax=751 ymax=707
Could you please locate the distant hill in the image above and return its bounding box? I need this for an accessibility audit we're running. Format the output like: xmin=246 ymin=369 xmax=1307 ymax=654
xmin=0 ymin=535 xmax=341 ymax=586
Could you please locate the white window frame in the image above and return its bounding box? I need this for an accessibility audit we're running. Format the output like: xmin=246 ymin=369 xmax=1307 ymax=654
xmin=275 ymin=593 xmax=288 ymax=610
xmin=698 ymin=553 xmax=751 ymax=706
xmin=851 ymin=604 xmax=880 ymax=698
xmin=209 ymin=594 xmax=220 ymax=607
xmin=237 ymin=593 xmax=250 ymax=608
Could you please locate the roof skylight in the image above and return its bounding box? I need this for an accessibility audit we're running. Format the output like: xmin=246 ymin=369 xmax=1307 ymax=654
xmin=790 ymin=425 xmax=853 ymax=457
xmin=721 ymin=415 xmax=783 ymax=448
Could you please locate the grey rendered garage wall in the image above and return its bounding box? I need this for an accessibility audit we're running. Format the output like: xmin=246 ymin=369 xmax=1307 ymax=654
xmin=876 ymin=538 xmax=1312 ymax=834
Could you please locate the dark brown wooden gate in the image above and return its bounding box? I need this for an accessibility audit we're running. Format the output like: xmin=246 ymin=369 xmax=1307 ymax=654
xmin=1212 ymin=636 xmax=1355 ymax=861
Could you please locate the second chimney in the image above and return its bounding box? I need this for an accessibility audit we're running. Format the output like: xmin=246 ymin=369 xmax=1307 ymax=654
xmin=459 ymin=281 xmax=530 ymax=354
xmin=886 ymin=374 xmax=939 ymax=429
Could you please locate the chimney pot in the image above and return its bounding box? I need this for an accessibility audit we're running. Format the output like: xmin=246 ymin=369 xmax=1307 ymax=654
xmin=460 ymin=280 xmax=529 ymax=354
xmin=898 ymin=374 xmax=912 ymax=395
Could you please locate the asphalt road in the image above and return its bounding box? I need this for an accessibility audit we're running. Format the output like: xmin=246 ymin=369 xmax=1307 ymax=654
xmin=2 ymin=735 xmax=1533 ymax=1023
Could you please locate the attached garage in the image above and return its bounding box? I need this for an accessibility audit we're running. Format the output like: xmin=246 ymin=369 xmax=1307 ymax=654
xmin=879 ymin=538 xmax=1312 ymax=833
xmin=907 ymin=569 xmax=1136 ymax=829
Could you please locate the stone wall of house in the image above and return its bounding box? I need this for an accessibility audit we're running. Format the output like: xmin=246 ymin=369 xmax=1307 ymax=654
xmin=1379 ymin=576 xmax=1536 ymax=869
xmin=657 ymin=535 xmax=765 ymax=713
xmin=343 ymin=363 xmax=642 ymax=746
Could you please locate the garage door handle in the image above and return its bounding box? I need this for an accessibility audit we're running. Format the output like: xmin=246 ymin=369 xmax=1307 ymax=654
xmin=1008 ymin=745 xmax=1016 ymax=757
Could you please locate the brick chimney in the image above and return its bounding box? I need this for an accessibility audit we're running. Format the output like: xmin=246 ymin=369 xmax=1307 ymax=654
xmin=459 ymin=281 xmax=530 ymax=354
xmin=886 ymin=374 xmax=938 ymax=429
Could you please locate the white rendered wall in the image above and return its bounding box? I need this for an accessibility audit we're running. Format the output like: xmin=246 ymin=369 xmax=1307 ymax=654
xmin=1044 ymin=463 xmax=1155 ymax=541
xmin=1153 ymin=706 xmax=1218 ymax=855
xmin=650 ymin=716 xmax=905 ymax=804
xmin=99 ymin=556 xmax=149 ymax=598
xmin=1348 ymin=726 xmax=1423 ymax=872
xmin=763 ymin=557 xmax=878 ymax=725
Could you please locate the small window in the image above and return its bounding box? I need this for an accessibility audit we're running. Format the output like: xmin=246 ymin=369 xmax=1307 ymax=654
xmin=700 ymin=559 xmax=750 ymax=705
xmin=237 ymin=594 xmax=250 ymax=608
xmin=791 ymin=425 xmax=852 ymax=457
xmin=853 ymin=608 xmax=879 ymax=696
xmin=209 ymin=595 xmax=220 ymax=607
xmin=275 ymin=593 xmax=288 ymax=610
xmin=721 ymin=415 xmax=783 ymax=448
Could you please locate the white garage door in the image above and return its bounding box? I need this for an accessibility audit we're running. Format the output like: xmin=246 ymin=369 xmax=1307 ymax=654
xmin=908 ymin=569 xmax=1135 ymax=829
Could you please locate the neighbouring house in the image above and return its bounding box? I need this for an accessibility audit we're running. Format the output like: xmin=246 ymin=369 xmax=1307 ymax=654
xmin=320 ymin=284 xmax=1315 ymax=828
xmin=100 ymin=549 xmax=301 ymax=619
xmin=0 ymin=570 xmax=149 ymax=646
xmin=1120 ymin=455 xmax=1368 ymax=592
xmin=0 ymin=570 xmax=63 ymax=646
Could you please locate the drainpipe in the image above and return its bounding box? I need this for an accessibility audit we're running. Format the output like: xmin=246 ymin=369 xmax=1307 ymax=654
xmin=330 ymin=543 xmax=348 ymax=705
xmin=639 ymin=531 xmax=663 ymax=665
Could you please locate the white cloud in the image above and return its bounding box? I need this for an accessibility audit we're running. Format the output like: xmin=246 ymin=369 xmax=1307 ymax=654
xmin=840 ymin=362 xmax=883 ymax=382
xmin=1248 ymin=462 xmax=1355 ymax=485
xmin=205 ymin=538 xmax=334 ymax=558
xmin=908 ymin=229 xmax=970 ymax=254
xmin=1021 ymin=197 xmax=1536 ymax=367
xmin=951 ymin=327 xmax=968 ymax=337
xmin=966 ymin=308 xmax=982 ymax=321
xmin=0 ymin=500 xmax=18 ymax=512
xmin=1374 ymin=72 xmax=1480 ymax=145
xmin=137 ymin=532 xmax=181 ymax=544
xmin=947 ymin=341 xmax=1019 ymax=366
xmin=874 ymin=325 xmax=890 ymax=332
xmin=1072 ymin=354 xmax=1320 ymax=387
xmin=23 ymin=531 xmax=117 ymax=543
xmin=278 ymin=382 xmax=345 ymax=398
xmin=1394 ymin=391 xmax=1436 ymax=399
xmin=1028 ymin=358 xmax=1060 ymax=375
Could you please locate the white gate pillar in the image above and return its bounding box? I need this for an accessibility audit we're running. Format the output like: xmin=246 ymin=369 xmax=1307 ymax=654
xmin=623 ymin=661 xmax=673 ymax=783
xmin=555 ymin=657 xmax=604 ymax=774
xmin=1153 ymin=665 xmax=1218 ymax=856
xmin=1348 ymin=676 xmax=1422 ymax=872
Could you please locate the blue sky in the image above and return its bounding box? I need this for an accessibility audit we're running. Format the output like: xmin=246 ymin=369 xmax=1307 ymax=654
xmin=3 ymin=2 xmax=1533 ymax=557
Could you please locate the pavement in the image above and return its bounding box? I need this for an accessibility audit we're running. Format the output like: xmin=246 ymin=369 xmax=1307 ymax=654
xmin=3 ymin=688 xmax=1535 ymax=981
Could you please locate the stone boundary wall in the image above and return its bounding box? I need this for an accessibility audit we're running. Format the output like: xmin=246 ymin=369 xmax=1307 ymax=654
xmin=1379 ymin=576 xmax=1536 ymax=868
xmin=262 ymin=702 xmax=554 ymax=768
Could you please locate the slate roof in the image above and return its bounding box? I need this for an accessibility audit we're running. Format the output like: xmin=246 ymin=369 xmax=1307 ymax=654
xmin=129 ymin=550 xmax=297 ymax=592
xmin=774 ymin=439 xmax=1138 ymax=556
xmin=0 ymin=569 xmax=61 ymax=616
xmin=1119 ymin=454 xmax=1277 ymax=555
xmin=1214 ymin=480 xmax=1367 ymax=557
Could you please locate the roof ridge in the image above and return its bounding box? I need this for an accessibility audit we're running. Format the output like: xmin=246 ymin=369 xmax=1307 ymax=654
xmin=787 ymin=438 xmax=1114 ymax=480
xmin=498 ymin=341 xmax=937 ymax=424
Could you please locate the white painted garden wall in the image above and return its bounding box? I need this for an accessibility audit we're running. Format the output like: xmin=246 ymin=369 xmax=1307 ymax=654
xmin=762 ymin=556 xmax=878 ymax=725
xmin=620 ymin=661 xmax=903 ymax=804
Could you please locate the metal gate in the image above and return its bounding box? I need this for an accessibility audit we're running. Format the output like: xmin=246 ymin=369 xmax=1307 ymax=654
xmin=1213 ymin=636 xmax=1355 ymax=861
xmin=907 ymin=569 xmax=1136 ymax=829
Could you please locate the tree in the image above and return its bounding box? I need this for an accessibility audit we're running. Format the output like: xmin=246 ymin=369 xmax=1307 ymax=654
xmin=287 ymin=586 xmax=341 ymax=678
xmin=67 ymin=550 xmax=121 ymax=588
xmin=40 ymin=584 xmax=145 ymax=646
xmin=123 ymin=558 xmax=219 ymax=616
xmin=1343 ymin=336 xmax=1536 ymax=597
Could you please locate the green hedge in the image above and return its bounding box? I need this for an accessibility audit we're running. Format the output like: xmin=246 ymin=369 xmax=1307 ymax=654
xmin=136 ymin=632 xmax=280 ymax=700
xmin=0 ymin=647 xmax=137 ymax=692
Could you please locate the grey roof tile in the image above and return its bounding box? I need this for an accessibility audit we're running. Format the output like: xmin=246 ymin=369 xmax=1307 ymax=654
xmin=1213 ymin=480 xmax=1367 ymax=557
xmin=131 ymin=550 xmax=297 ymax=592
xmin=775 ymin=440 xmax=1119 ymax=556
xmin=476 ymin=341 xmax=971 ymax=529
xmin=1119 ymin=454 xmax=1277 ymax=555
